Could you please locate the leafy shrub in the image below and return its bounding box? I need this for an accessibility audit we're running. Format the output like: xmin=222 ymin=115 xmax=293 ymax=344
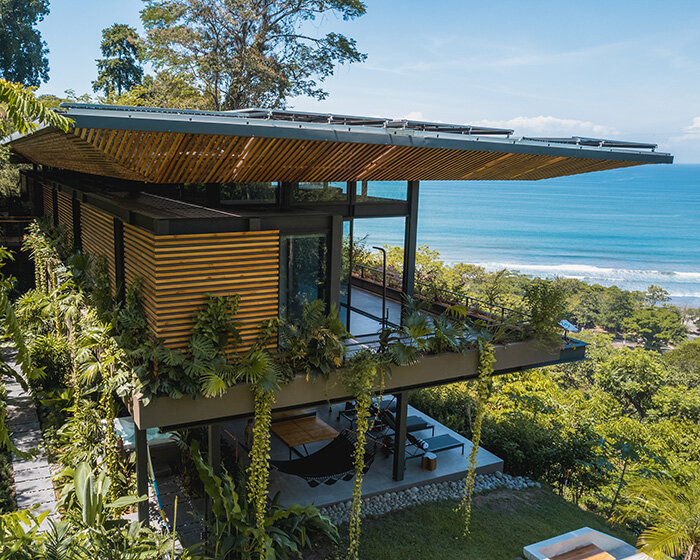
xmin=29 ymin=333 xmax=72 ymax=390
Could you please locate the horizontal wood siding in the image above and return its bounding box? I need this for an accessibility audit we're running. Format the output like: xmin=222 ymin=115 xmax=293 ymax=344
xmin=123 ymin=224 xmax=279 ymax=354
xmin=56 ymin=191 xmax=73 ymax=241
xmin=81 ymin=203 xmax=116 ymax=293
xmin=42 ymin=184 xmax=53 ymax=217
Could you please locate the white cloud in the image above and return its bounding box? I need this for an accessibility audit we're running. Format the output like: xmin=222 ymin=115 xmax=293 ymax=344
xmin=683 ymin=117 xmax=700 ymax=133
xmin=475 ymin=115 xmax=619 ymax=138
xmin=403 ymin=111 xmax=425 ymax=121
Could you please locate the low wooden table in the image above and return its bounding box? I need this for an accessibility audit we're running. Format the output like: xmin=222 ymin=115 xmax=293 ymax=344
xmin=271 ymin=416 xmax=339 ymax=459
xmin=551 ymin=544 xmax=615 ymax=560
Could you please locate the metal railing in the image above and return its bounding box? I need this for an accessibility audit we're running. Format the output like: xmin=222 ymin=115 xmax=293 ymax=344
xmin=352 ymin=263 xmax=529 ymax=326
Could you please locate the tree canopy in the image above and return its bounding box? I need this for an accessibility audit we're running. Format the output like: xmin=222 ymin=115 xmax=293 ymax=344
xmin=93 ymin=24 xmax=144 ymax=97
xmin=139 ymin=0 xmax=367 ymax=110
xmin=0 ymin=0 xmax=50 ymax=86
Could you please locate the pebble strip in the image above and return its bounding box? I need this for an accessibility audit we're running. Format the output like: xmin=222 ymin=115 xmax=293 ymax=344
xmin=319 ymin=471 xmax=541 ymax=525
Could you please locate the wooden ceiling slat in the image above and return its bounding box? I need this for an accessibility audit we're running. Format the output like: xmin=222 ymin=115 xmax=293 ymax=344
xmin=12 ymin=128 xmax=649 ymax=183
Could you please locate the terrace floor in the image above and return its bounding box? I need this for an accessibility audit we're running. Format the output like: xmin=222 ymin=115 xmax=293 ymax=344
xmin=221 ymin=399 xmax=503 ymax=508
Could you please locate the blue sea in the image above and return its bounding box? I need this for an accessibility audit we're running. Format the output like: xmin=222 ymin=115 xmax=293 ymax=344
xmin=354 ymin=164 xmax=700 ymax=307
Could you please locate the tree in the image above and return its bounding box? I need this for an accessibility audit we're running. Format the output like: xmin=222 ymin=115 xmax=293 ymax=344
xmin=92 ymin=24 xmax=144 ymax=97
xmin=624 ymin=306 xmax=688 ymax=350
xmin=140 ymin=0 xmax=367 ymax=110
xmin=599 ymin=285 xmax=638 ymax=332
xmin=623 ymin=477 xmax=700 ymax=560
xmin=0 ymin=0 xmax=50 ymax=86
xmin=664 ymin=339 xmax=700 ymax=387
xmin=114 ymin=71 xmax=209 ymax=109
xmin=645 ymin=284 xmax=671 ymax=307
xmin=596 ymin=347 xmax=667 ymax=419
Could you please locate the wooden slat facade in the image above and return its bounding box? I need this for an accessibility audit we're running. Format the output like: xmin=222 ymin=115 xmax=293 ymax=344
xmin=81 ymin=203 xmax=116 ymax=293
xmin=10 ymin=127 xmax=649 ymax=184
xmin=56 ymin=190 xmax=73 ymax=242
xmin=42 ymin=183 xmax=54 ymax=218
xmin=123 ymin=224 xmax=280 ymax=353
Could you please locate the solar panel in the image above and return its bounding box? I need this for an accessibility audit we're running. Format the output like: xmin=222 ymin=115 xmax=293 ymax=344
xmin=523 ymin=136 xmax=657 ymax=151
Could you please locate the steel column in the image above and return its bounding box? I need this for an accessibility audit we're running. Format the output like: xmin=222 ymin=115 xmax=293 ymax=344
xmin=135 ymin=427 xmax=149 ymax=524
xmin=402 ymin=181 xmax=419 ymax=318
xmin=392 ymin=391 xmax=408 ymax=481
xmin=208 ymin=423 xmax=221 ymax=475
xmin=328 ymin=215 xmax=343 ymax=310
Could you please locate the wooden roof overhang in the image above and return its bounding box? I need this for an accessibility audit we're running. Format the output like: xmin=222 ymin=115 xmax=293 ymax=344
xmin=7 ymin=104 xmax=673 ymax=184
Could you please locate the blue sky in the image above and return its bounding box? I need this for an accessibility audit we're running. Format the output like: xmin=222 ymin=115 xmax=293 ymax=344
xmin=37 ymin=0 xmax=700 ymax=162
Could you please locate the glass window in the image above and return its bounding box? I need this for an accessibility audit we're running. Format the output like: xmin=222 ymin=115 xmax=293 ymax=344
xmin=294 ymin=182 xmax=348 ymax=202
xmin=355 ymin=181 xmax=407 ymax=203
xmin=220 ymin=182 xmax=277 ymax=205
xmin=279 ymin=234 xmax=328 ymax=323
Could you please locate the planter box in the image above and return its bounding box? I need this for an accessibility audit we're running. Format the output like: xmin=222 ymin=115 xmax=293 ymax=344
xmin=132 ymin=338 xmax=583 ymax=430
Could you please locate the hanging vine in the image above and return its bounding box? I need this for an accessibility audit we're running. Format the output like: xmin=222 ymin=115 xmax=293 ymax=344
xmin=341 ymin=350 xmax=383 ymax=560
xmin=460 ymin=337 xmax=495 ymax=536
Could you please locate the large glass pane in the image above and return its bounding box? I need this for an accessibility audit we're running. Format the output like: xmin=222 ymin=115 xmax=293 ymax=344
xmin=294 ymin=182 xmax=348 ymax=202
xmin=356 ymin=181 xmax=407 ymax=203
xmin=220 ymin=182 xmax=277 ymax=205
xmin=279 ymin=234 xmax=328 ymax=323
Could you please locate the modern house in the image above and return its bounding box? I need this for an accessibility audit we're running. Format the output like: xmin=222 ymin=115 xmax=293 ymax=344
xmin=6 ymin=103 xmax=673 ymax=522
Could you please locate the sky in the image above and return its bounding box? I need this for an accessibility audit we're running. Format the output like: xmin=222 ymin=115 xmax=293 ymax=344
xmin=35 ymin=0 xmax=700 ymax=162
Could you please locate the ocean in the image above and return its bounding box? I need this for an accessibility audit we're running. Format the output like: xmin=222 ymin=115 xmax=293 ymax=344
xmin=353 ymin=164 xmax=700 ymax=307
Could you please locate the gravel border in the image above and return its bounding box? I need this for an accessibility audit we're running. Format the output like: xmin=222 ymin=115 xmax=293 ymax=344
xmin=319 ymin=471 xmax=541 ymax=525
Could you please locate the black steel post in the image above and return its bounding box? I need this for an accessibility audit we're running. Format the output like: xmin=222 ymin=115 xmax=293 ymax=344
xmin=402 ymin=181 xmax=419 ymax=320
xmin=207 ymin=423 xmax=221 ymax=475
xmin=392 ymin=391 xmax=408 ymax=481
xmin=373 ymin=246 xmax=387 ymax=329
xmin=135 ymin=427 xmax=149 ymax=525
xmin=328 ymin=215 xmax=343 ymax=311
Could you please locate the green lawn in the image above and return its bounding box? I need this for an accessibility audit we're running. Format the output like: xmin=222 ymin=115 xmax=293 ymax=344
xmin=353 ymin=487 xmax=635 ymax=560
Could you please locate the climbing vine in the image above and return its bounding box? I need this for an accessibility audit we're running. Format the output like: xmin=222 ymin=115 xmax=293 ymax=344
xmin=341 ymin=350 xmax=383 ymax=560
xmin=460 ymin=338 xmax=495 ymax=535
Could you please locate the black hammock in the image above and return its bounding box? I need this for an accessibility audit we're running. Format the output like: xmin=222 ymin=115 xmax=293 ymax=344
xmin=271 ymin=429 xmax=376 ymax=487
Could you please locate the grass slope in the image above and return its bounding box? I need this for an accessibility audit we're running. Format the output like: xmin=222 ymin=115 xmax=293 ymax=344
xmin=357 ymin=487 xmax=634 ymax=560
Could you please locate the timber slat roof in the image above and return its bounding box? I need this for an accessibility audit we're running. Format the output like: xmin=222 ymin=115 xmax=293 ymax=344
xmin=7 ymin=104 xmax=672 ymax=183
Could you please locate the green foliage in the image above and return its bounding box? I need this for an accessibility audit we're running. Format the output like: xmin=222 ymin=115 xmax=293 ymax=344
xmin=523 ymin=278 xmax=566 ymax=348
xmin=140 ymin=0 xmax=367 ymax=110
xmin=28 ymin=333 xmax=71 ymax=390
xmin=93 ymin=24 xmax=144 ymax=97
xmin=190 ymin=441 xmax=338 ymax=559
xmin=621 ymin=476 xmax=700 ymax=560
xmin=623 ymin=305 xmax=688 ymax=349
xmin=0 ymin=0 xmax=49 ymax=86
xmin=461 ymin=339 xmax=494 ymax=535
xmin=0 ymin=383 xmax=15 ymax=513
xmin=279 ymin=299 xmax=347 ymax=381
xmin=0 ymin=467 xmax=179 ymax=560
xmin=664 ymin=339 xmax=700 ymax=387
xmin=340 ymin=349 xmax=382 ymax=560
xmin=0 ymin=79 xmax=72 ymax=137
xmin=596 ymin=347 xmax=667 ymax=419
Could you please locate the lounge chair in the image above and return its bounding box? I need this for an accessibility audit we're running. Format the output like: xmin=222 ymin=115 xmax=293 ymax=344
xmin=405 ymin=433 xmax=465 ymax=459
xmin=270 ymin=429 xmax=376 ymax=487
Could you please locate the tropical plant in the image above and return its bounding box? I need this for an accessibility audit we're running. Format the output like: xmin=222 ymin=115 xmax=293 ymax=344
xmin=523 ymin=278 xmax=566 ymax=348
xmin=0 ymin=79 xmax=72 ymax=137
xmin=279 ymin=299 xmax=347 ymax=381
xmin=191 ymin=441 xmax=338 ymax=560
xmin=461 ymin=337 xmax=494 ymax=535
xmin=340 ymin=349 xmax=383 ymax=560
xmin=622 ymin=476 xmax=700 ymax=560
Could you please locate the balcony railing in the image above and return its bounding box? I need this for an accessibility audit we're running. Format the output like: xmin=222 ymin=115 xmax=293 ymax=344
xmin=352 ymin=263 xmax=528 ymax=327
